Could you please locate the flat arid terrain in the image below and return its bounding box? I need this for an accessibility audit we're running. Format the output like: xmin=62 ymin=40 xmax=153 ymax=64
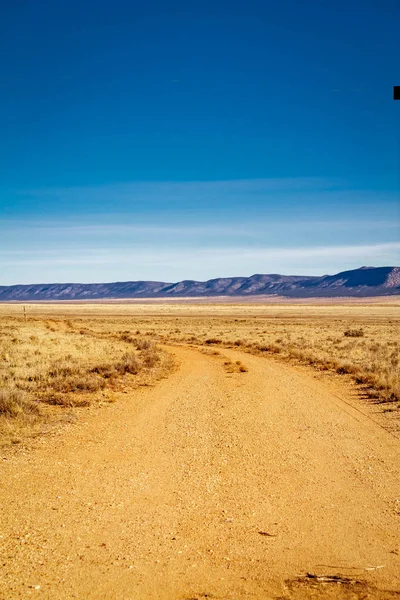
xmin=1 ymin=300 xmax=400 ymax=599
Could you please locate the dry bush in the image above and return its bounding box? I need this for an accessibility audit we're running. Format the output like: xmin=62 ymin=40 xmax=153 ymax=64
xmin=135 ymin=338 xmax=153 ymax=351
xmin=344 ymin=328 xmax=364 ymax=338
xmin=116 ymin=352 xmax=142 ymax=374
xmin=187 ymin=335 xmax=201 ymax=344
xmin=39 ymin=391 xmax=91 ymax=408
xmin=201 ymin=348 xmax=221 ymax=356
xmin=224 ymin=359 xmax=248 ymax=373
xmin=47 ymin=361 xmax=106 ymax=393
xmin=257 ymin=343 xmax=281 ymax=354
xmin=141 ymin=348 xmax=160 ymax=368
xmin=0 ymin=388 xmax=39 ymax=418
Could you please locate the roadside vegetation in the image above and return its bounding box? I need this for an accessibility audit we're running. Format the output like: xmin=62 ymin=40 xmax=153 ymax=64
xmin=1 ymin=301 xmax=399 ymax=447
xmin=0 ymin=318 xmax=173 ymax=446
xmin=178 ymin=317 xmax=399 ymax=406
xmin=40 ymin=303 xmax=397 ymax=408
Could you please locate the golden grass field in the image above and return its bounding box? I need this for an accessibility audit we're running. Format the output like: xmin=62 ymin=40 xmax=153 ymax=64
xmin=0 ymin=309 xmax=174 ymax=446
xmin=1 ymin=299 xmax=399 ymax=446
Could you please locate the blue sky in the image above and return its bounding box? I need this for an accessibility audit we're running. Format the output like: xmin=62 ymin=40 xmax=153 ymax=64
xmin=1 ymin=0 xmax=399 ymax=284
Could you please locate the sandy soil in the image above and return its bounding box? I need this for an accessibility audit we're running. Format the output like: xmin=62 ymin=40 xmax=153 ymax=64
xmin=1 ymin=345 xmax=400 ymax=599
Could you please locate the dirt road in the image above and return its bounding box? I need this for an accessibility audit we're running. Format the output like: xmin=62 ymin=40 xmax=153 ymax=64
xmin=1 ymin=346 xmax=400 ymax=599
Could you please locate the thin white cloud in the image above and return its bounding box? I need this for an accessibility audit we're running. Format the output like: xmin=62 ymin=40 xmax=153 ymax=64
xmin=0 ymin=218 xmax=397 ymax=237
xmin=0 ymin=223 xmax=237 ymax=236
xmin=19 ymin=177 xmax=344 ymax=198
xmin=1 ymin=241 xmax=398 ymax=285
xmin=2 ymin=242 xmax=399 ymax=268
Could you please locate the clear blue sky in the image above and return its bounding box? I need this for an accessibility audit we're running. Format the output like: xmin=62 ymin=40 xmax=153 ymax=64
xmin=1 ymin=0 xmax=399 ymax=284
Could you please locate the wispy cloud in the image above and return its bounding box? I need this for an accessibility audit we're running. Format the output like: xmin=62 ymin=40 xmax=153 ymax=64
xmin=19 ymin=177 xmax=345 ymax=198
xmin=1 ymin=242 xmax=398 ymax=269
xmin=1 ymin=218 xmax=398 ymax=238
xmin=0 ymin=222 xmax=238 ymax=237
xmin=13 ymin=176 xmax=385 ymax=221
xmin=6 ymin=178 xmax=398 ymax=234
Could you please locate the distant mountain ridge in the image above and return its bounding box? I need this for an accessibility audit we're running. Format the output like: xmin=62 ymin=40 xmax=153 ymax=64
xmin=1 ymin=267 xmax=399 ymax=301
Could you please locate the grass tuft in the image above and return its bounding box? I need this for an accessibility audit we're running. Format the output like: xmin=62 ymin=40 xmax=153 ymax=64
xmin=344 ymin=328 xmax=364 ymax=337
xmin=0 ymin=389 xmax=39 ymax=418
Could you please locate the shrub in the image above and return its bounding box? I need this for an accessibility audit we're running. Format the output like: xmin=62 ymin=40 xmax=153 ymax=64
xmin=0 ymin=389 xmax=39 ymax=418
xmin=141 ymin=349 xmax=160 ymax=368
xmin=40 ymin=392 xmax=91 ymax=408
xmin=336 ymin=362 xmax=357 ymax=375
xmin=224 ymin=359 xmax=248 ymax=373
xmin=116 ymin=353 xmax=142 ymax=375
xmin=90 ymin=364 xmax=118 ymax=379
xmin=135 ymin=338 xmax=153 ymax=351
xmin=50 ymin=372 xmax=105 ymax=393
xmin=47 ymin=361 xmax=106 ymax=393
xmin=257 ymin=343 xmax=281 ymax=354
xmin=344 ymin=328 xmax=364 ymax=338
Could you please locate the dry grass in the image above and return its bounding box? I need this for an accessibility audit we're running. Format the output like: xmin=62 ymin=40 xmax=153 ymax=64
xmin=35 ymin=303 xmax=398 ymax=407
xmin=188 ymin=319 xmax=399 ymax=405
xmin=200 ymin=348 xmax=248 ymax=373
xmin=0 ymin=389 xmax=39 ymax=418
xmin=0 ymin=301 xmax=399 ymax=439
xmin=224 ymin=359 xmax=248 ymax=374
xmin=344 ymin=328 xmax=365 ymax=337
xmin=0 ymin=318 xmax=174 ymax=446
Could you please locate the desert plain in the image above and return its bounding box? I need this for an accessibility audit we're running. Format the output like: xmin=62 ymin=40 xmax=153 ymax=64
xmin=0 ymin=298 xmax=399 ymax=599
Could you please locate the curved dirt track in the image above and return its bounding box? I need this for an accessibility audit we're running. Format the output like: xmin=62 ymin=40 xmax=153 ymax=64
xmin=1 ymin=345 xmax=400 ymax=599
